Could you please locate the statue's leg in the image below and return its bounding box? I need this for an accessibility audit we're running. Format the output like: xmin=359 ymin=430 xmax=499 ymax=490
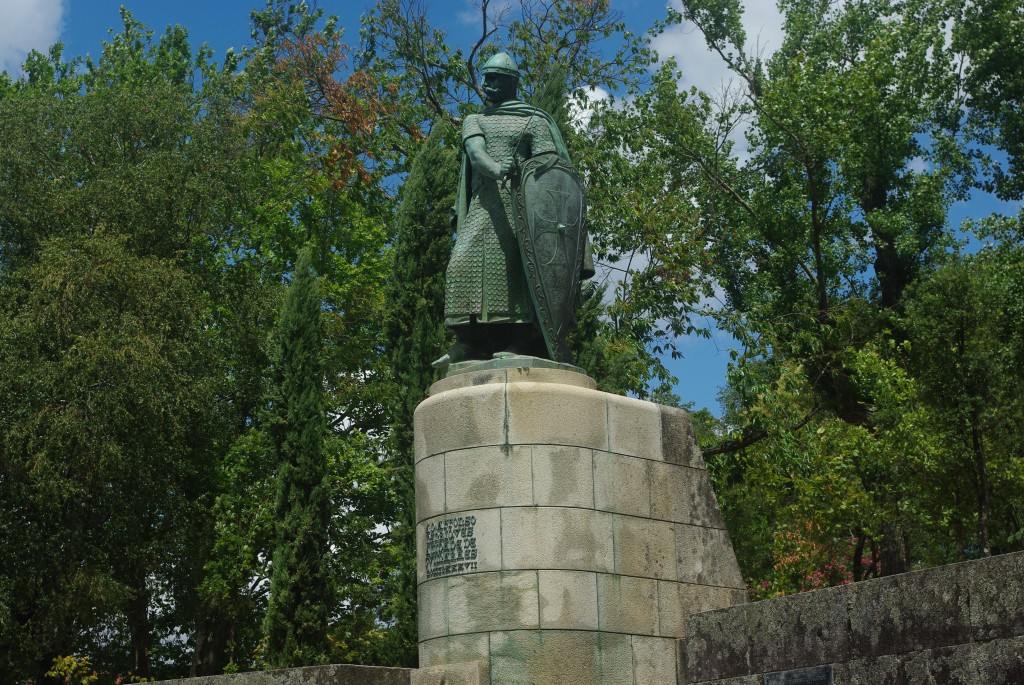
xmin=491 ymin=323 xmax=546 ymax=359
xmin=431 ymin=324 xmax=488 ymax=369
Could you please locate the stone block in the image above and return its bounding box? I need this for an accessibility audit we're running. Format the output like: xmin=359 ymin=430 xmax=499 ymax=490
xmin=648 ymin=462 xmax=693 ymax=524
xmin=429 ymin=368 xmax=509 ymax=395
xmin=447 ymin=570 xmax=539 ymax=635
xmin=631 ymin=636 xmax=677 ymax=685
xmin=500 ymin=506 xmax=613 ymax=573
xmin=445 ymin=445 xmax=532 ymax=513
xmin=683 ymin=604 xmax=751 ymax=682
xmin=658 ymin=581 xmax=742 ymax=638
xmin=660 ymin=405 xmax=703 ymax=468
xmin=968 ymin=551 xmax=1024 ymax=641
xmin=418 ymin=634 xmax=489 ymax=669
xmin=597 ymin=574 xmax=658 ymax=636
xmin=848 ymin=561 xmax=971 ymax=658
xmin=966 ymin=637 xmax=1024 ymax=684
xmin=594 ymin=451 xmax=651 ymax=518
xmin=675 ymin=524 xmax=745 ymax=588
xmin=415 ymin=454 xmax=445 ymax=523
xmin=415 ymin=383 xmax=506 ymax=461
xmin=411 ymin=662 xmax=486 ymax=685
xmin=607 ymin=394 xmax=662 ymax=460
xmin=537 ymin=569 xmax=599 ymax=629
xmin=150 ymin=665 xmax=413 ymax=685
xmin=506 ymin=365 xmax=597 ymax=389
xmin=532 ymin=445 xmax=594 ymax=508
xmin=901 ymin=638 xmax=1024 ymax=685
xmin=834 ymin=655 xmax=906 ymax=685
xmin=418 ymin=508 xmax=501 ymax=584
xmin=613 ymin=515 xmax=676 ymax=580
xmin=418 ymin=578 xmax=448 ymax=640
xmin=488 ymin=630 xmax=632 ymax=685
xmin=745 ymin=584 xmax=851 ymax=673
xmin=506 ymin=381 xmax=607 ymax=449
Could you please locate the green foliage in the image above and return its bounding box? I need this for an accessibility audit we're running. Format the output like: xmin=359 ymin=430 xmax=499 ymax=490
xmin=375 ymin=120 xmax=460 ymax=665
xmin=263 ymin=247 xmax=332 ymax=667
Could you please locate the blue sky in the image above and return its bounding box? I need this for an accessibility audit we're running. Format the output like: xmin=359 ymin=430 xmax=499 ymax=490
xmin=3 ymin=0 xmax=1018 ymax=414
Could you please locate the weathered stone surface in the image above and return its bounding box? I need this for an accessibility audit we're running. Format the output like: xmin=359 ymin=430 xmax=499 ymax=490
xmin=151 ymin=664 xmax=412 ymax=685
xmin=613 ymin=514 xmax=676 ymax=580
xmin=506 ymin=381 xmax=607 ymax=449
xmin=649 ymin=462 xmax=725 ymax=528
xmin=430 ymin=368 xmax=510 ymax=395
xmin=631 ymin=635 xmax=677 ymax=685
xmin=500 ymin=506 xmax=614 ymax=573
xmin=597 ymin=574 xmax=658 ymax=636
xmin=834 ymin=655 xmax=905 ymax=685
xmin=968 ymin=551 xmax=1024 ymax=641
xmin=411 ymin=661 xmax=486 ymax=685
xmin=746 ymin=584 xmax=850 ymax=673
xmin=489 ymin=630 xmax=632 ymax=685
xmin=683 ymin=604 xmax=751 ymax=682
xmin=679 ymin=553 xmax=1024 ymax=685
xmin=901 ymin=638 xmax=1024 ymax=685
xmin=415 ymin=383 xmax=506 ymax=461
xmin=445 ymin=445 xmax=532 ymax=512
xmin=658 ymin=582 xmax=742 ymax=638
xmin=675 ymin=524 xmax=745 ymax=588
xmin=660 ymin=405 xmax=703 ymax=468
xmin=418 ymin=578 xmax=449 ymax=640
xmin=415 ymin=454 xmax=445 ymax=522
xmin=593 ymin=451 xmax=651 ymax=518
xmin=531 ymin=445 xmax=594 ymax=508
xmin=848 ymin=561 xmax=971 ymax=658
xmin=448 ymin=570 xmax=539 ymax=634
xmin=419 ymin=633 xmax=489 ymax=669
xmin=763 ymin=665 xmax=833 ymax=684
xmin=537 ymin=569 xmax=599 ymax=630
xmin=607 ymin=393 xmax=662 ymax=460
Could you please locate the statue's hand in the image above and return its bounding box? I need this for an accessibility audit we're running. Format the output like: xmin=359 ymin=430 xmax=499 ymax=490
xmin=498 ymin=160 xmax=513 ymax=180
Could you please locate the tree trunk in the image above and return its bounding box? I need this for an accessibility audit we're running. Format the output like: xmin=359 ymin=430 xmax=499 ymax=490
xmin=125 ymin=576 xmax=152 ymax=678
xmin=879 ymin=521 xmax=909 ymax=576
xmin=191 ymin=600 xmax=233 ymax=676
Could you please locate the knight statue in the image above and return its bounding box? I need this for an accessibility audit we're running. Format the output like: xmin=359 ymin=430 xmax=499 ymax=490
xmin=432 ymin=52 xmax=591 ymax=370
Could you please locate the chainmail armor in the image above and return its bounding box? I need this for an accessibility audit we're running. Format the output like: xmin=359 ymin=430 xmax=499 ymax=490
xmin=445 ymin=112 xmax=557 ymax=325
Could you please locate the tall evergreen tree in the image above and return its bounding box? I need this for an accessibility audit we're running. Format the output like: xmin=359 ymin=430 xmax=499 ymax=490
xmin=379 ymin=120 xmax=459 ymax=666
xmin=264 ymin=246 xmax=332 ymax=667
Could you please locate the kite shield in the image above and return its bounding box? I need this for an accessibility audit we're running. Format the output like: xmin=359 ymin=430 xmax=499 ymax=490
xmin=513 ymin=154 xmax=587 ymax=363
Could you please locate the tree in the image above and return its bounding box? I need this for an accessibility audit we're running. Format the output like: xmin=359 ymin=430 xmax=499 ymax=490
xmin=0 ymin=233 xmax=218 ymax=681
xmin=263 ymin=246 xmax=332 ymax=667
xmin=376 ymin=120 xmax=459 ymax=665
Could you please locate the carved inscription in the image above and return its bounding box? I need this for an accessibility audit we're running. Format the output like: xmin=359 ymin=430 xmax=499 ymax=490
xmin=425 ymin=516 xmax=478 ymax=579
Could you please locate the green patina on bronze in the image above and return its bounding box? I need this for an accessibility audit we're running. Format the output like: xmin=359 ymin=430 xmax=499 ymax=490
xmin=433 ymin=53 xmax=590 ymax=373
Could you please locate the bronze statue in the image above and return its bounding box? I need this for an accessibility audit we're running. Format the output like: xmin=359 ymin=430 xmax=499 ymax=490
xmin=433 ymin=53 xmax=590 ymax=370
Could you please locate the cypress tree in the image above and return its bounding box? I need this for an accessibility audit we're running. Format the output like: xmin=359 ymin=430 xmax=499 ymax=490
xmin=264 ymin=246 xmax=332 ymax=667
xmin=379 ymin=120 xmax=460 ymax=665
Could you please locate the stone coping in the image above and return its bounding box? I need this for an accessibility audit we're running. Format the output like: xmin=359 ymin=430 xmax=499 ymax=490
xmin=430 ymin=362 xmax=596 ymax=395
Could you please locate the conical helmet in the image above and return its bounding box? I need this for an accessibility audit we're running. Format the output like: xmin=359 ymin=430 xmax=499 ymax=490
xmin=481 ymin=52 xmax=519 ymax=78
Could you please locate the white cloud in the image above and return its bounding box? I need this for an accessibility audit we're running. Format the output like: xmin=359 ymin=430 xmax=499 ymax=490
xmin=0 ymin=0 xmax=64 ymax=75
xmin=651 ymin=0 xmax=784 ymax=97
xmin=570 ymin=84 xmax=609 ymax=131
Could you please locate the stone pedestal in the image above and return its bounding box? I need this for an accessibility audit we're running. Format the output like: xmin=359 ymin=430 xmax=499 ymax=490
xmin=414 ymin=366 xmax=746 ymax=685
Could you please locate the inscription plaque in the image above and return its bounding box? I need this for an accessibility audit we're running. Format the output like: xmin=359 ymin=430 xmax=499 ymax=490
xmin=765 ymin=665 xmax=833 ymax=685
xmin=425 ymin=515 xmax=478 ymax=579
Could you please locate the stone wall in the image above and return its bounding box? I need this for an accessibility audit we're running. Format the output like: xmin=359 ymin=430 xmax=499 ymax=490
xmin=680 ymin=551 xmax=1024 ymax=684
xmin=150 ymin=663 xmax=411 ymax=685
